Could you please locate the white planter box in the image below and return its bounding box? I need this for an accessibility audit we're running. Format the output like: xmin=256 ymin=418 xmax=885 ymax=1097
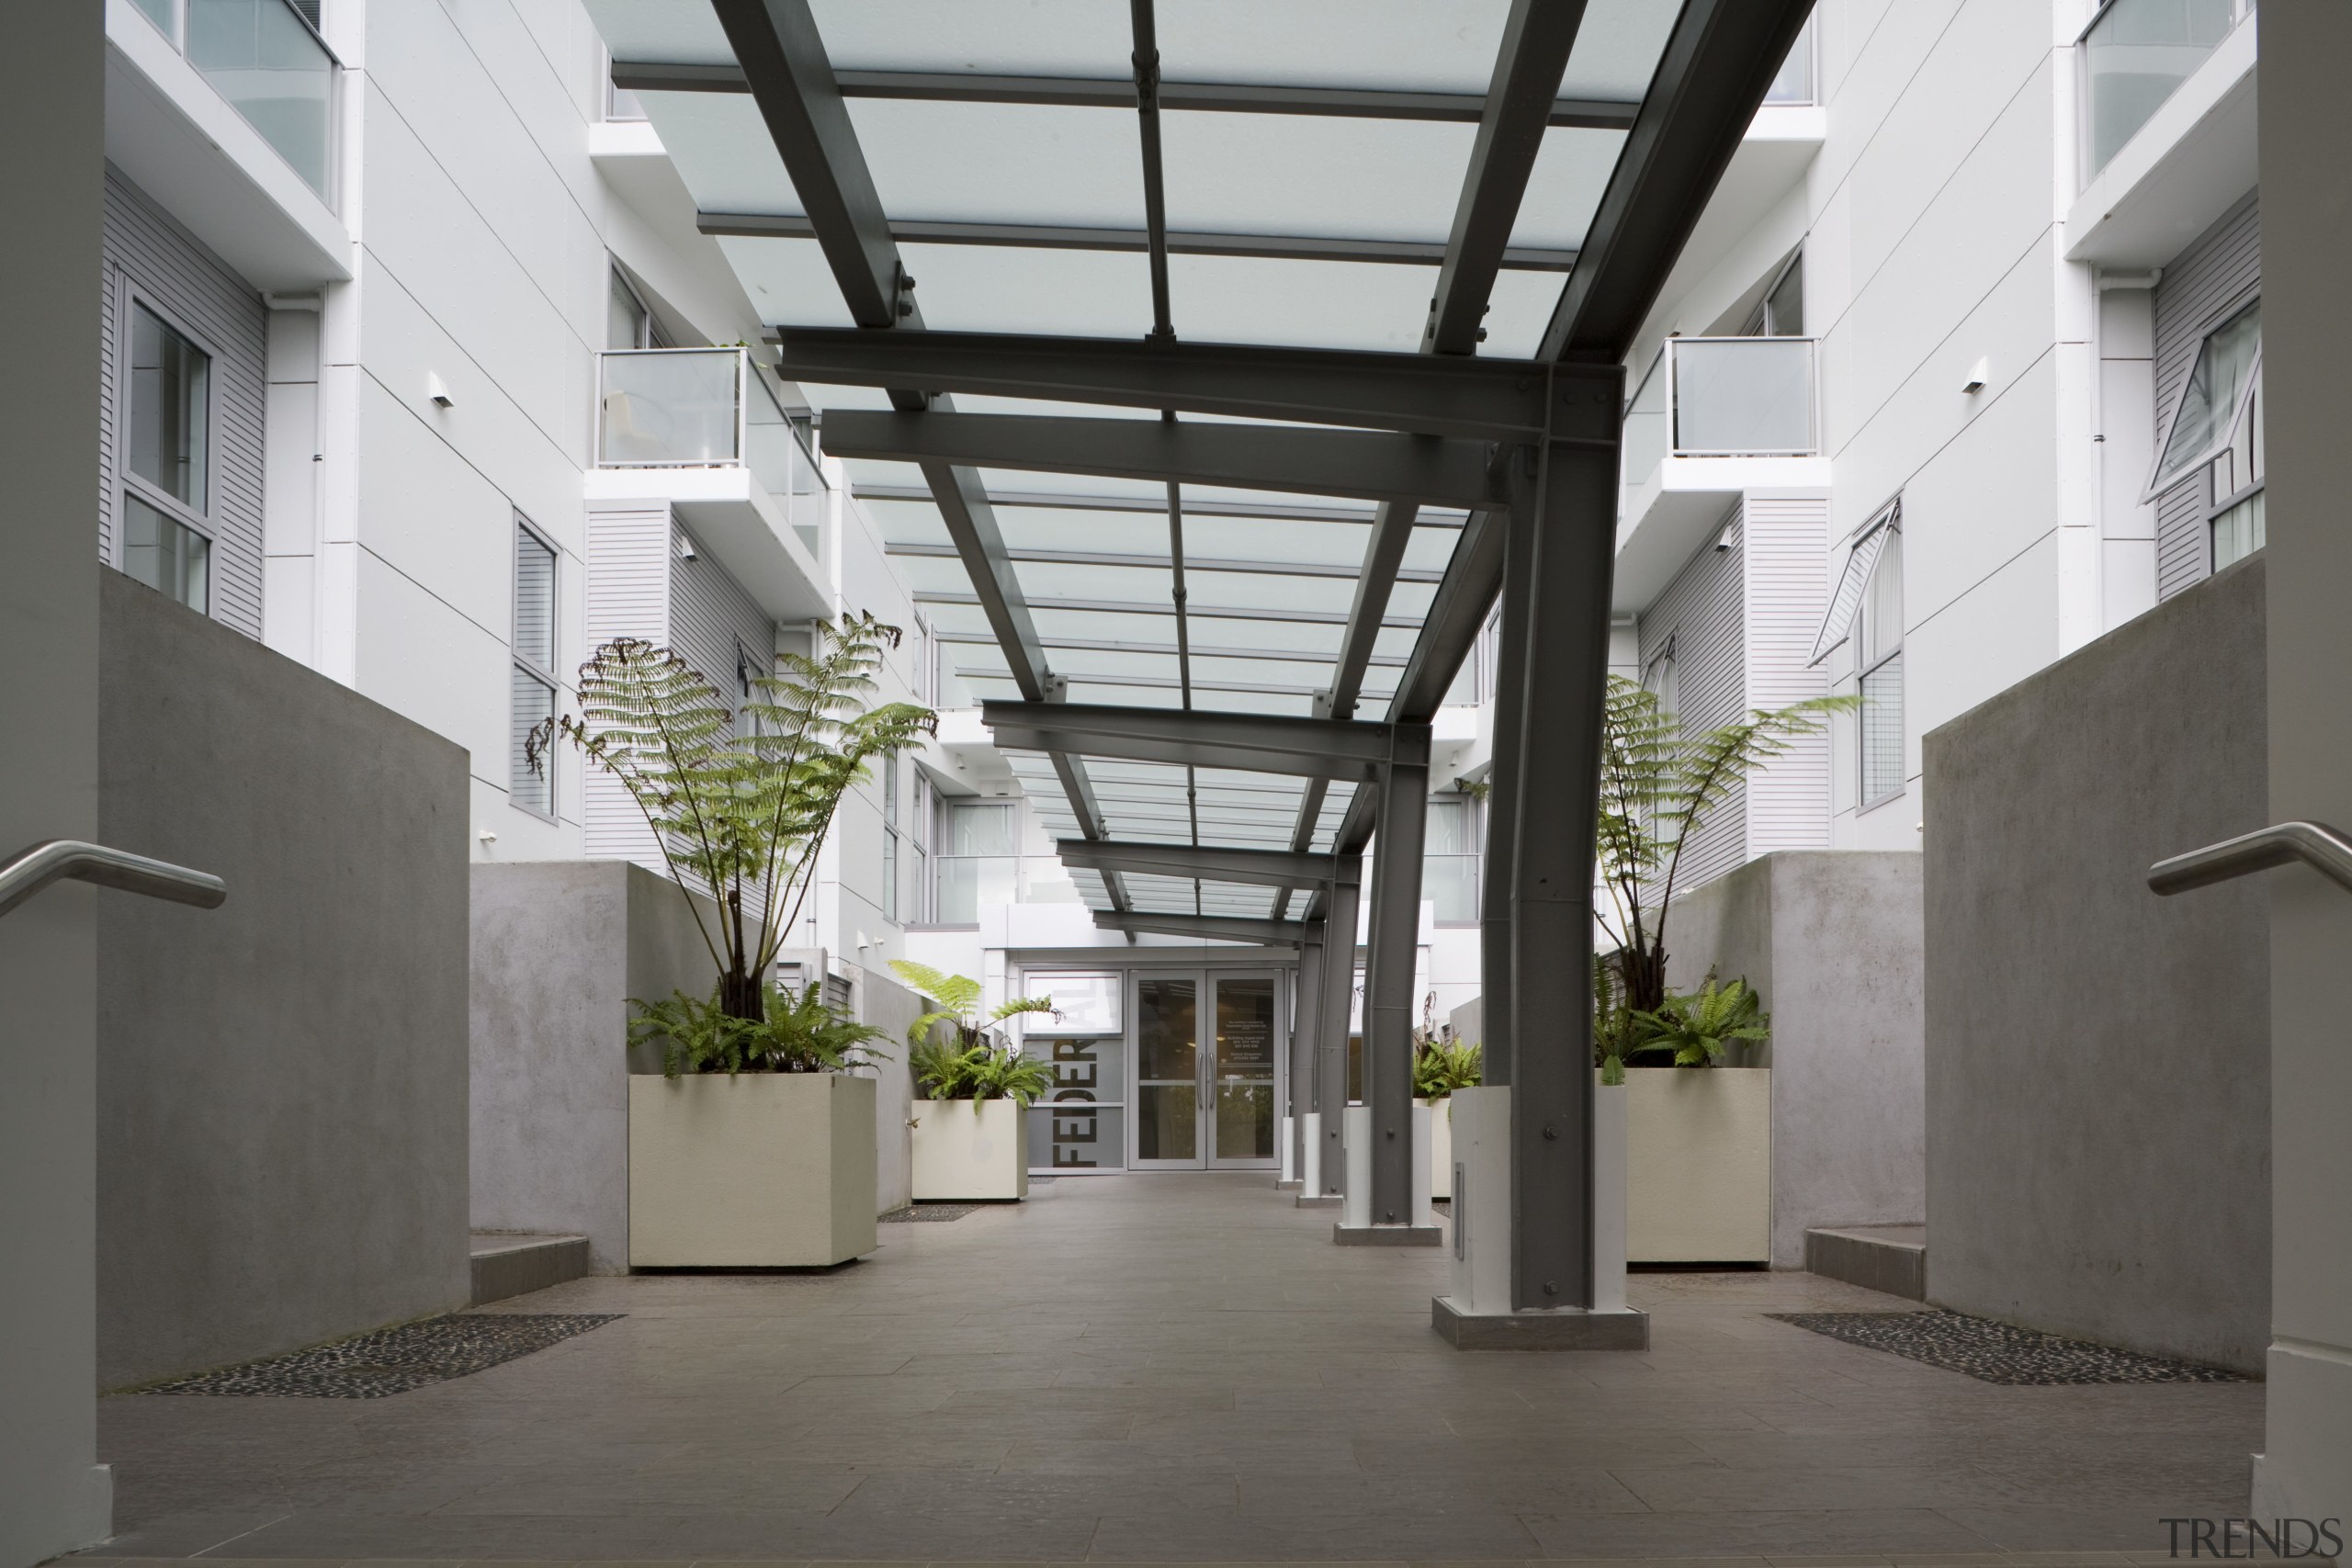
xmin=1419 ymin=1097 xmax=1453 ymax=1200
xmin=628 ymin=1072 xmax=877 ymax=1268
xmin=909 ymin=1098 xmax=1029 ymax=1201
xmin=1624 ymin=1066 xmax=1770 ymax=1263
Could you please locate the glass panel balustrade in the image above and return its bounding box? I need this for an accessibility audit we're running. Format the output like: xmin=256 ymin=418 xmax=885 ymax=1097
xmin=1670 ymin=337 xmax=1817 ymax=457
xmin=149 ymin=0 xmax=339 ymax=202
xmin=599 ymin=348 xmax=743 ymax=467
xmin=2080 ymin=0 xmax=2247 ymax=183
xmin=1764 ymin=13 xmax=1816 ymax=106
xmin=1620 ymin=349 xmax=1668 ymax=509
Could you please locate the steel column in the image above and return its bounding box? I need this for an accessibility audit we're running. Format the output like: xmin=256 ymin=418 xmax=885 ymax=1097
xmin=1316 ymin=860 xmax=1362 ymax=1197
xmin=1479 ymin=475 xmax=1537 ymax=1091
xmin=1361 ymin=750 xmax=1430 ymax=1228
xmin=1501 ymin=403 xmax=1622 ymax=1310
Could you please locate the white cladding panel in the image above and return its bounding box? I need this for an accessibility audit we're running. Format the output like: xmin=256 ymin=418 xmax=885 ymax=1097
xmin=585 ymin=505 xmax=672 ymax=871
xmin=2154 ymin=194 xmax=2261 ymax=603
xmin=1743 ymin=495 xmax=1831 ymax=859
xmin=1637 ymin=514 xmax=1747 ymax=893
xmin=99 ymin=169 xmax=268 ymax=640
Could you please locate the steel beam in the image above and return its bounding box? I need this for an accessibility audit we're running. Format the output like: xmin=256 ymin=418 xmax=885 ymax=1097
xmin=821 ymin=412 xmax=1498 ymax=511
xmin=1055 ymin=840 xmax=1337 ymax=888
xmin=1477 ymin=472 xmax=1536 ymax=1094
xmin=1091 ymin=911 xmax=1307 ymax=945
xmin=779 ymin=326 xmax=1556 ymax=440
xmin=855 ymin=483 xmax=1467 ymax=526
xmin=1539 ymin=0 xmax=1818 ymax=363
xmin=916 ymin=591 xmax=1421 ymax=630
xmin=887 ymin=540 xmax=1442 ymax=584
xmin=934 ymin=631 xmax=1410 ymax=670
xmin=612 ymin=61 xmax=1640 ymax=128
xmin=983 ymin=700 xmax=1428 ymax=783
xmin=707 ymin=212 xmax=1577 ymax=271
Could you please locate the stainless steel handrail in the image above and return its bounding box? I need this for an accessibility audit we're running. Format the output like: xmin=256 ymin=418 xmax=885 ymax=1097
xmin=2147 ymin=821 xmax=2352 ymax=897
xmin=0 ymin=840 xmax=228 ymax=921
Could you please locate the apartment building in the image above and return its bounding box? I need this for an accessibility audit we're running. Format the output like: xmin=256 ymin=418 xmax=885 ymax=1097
xmin=95 ymin=0 xmax=950 ymax=964
xmin=1611 ymin=0 xmax=2262 ymax=877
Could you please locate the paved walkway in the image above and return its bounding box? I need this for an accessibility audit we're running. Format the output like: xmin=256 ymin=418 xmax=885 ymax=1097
xmin=87 ymin=1172 xmax=2261 ymax=1562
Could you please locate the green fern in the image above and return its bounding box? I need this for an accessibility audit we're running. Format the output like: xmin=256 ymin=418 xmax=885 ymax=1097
xmin=1623 ymin=974 xmax=1770 ymax=1070
xmin=1597 ymin=677 xmax=1857 ymax=1019
xmin=531 ymin=615 xmax=934 ymax=1022
xmin=628 ymin=981 xmax=887 ymax=1078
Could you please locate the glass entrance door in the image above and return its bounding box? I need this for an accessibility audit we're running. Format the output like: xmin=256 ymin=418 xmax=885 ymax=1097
xmin=1132 ymin=975 xmax=1201 ymax=1168
xmin=1128 ymin=971 xmax=1283 ymax=1170
xmin=1208 ymin=972 xmax=1279 ymax=1168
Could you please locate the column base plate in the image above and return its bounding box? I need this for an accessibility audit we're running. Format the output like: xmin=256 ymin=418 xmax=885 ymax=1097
xmin=1295 ymin=1194 xmax=1342 ymax=1208
xmin=1432 ymin=1294 xmax=1649 ymax=1349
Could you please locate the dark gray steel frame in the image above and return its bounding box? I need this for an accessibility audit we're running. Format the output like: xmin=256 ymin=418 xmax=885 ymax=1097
xmin=704 ymin=0 xmax=1133 ymax=914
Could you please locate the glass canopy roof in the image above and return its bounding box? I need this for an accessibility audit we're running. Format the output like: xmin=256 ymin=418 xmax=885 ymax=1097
xmin=582 ymin=0 xmax=1703 ymax=931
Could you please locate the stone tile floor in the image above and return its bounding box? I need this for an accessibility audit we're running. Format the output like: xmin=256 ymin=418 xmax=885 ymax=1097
xmin=82 ymin=1172 xmax=2265 ymax=1562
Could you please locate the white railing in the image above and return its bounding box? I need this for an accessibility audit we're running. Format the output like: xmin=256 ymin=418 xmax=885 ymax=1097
xmin=2078 ymin=0 xmax=2254 ymax=185
xmin=1623 ymin=336 xmax=1818 ymax=502
xmin=597 ymin=347 xmax=830 ymax=558
xmin=129 ymin=0 xmax=337 ymax=204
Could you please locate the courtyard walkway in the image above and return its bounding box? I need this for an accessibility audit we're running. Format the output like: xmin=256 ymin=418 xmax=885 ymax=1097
xmin=87 ymin=1173 xmax=2259 ymax=1562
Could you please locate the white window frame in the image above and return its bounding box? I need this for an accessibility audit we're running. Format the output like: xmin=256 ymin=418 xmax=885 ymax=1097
xmin=113 ymin=281 xmax=223 ymax=614
xmin=1855 ymin=520 xmax=1905 ymax=814
xmin=882 ymin=752 xmax=902 ymax=925
xmin=511 ymin=513 xmax=560 ymax=822
xmin=2144 ymin=292 xmax=2262 ymax=504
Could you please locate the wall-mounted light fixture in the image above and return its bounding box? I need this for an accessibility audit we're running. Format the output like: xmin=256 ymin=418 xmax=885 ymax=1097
xmin=427 ymin=373 xmax=455 ymax=409
xmin=1962 ymin=358 xmax=1989 ymax=395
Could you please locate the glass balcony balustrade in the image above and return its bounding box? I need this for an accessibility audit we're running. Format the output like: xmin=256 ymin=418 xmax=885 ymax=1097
xmin=1621 ymin=336 xmax=1818 ymax=507
xmin=2079 ymin=0 xmax=2254 ymax=184
xmin=597 ymin=347 xmax=831 ymax=558
xmin=131 ymin=0 xmax=337 ymax=203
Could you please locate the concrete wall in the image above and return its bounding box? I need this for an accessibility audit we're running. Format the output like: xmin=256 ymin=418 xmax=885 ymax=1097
xmin=1664 ymin=851 xmax=1927 ymax=1269
xmin=96 ymin=570 xmax=472 ymax=1391
xmin=1923 ymin=554 xmax=2267 ymax=1372
xmin=0 ymin=0 xmax=113 ymax=1552
xmin=470 ymin=860 xmax=718 ymax=1273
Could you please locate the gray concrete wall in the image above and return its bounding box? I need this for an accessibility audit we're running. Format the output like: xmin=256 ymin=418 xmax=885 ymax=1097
xmin=1664 ymin=851 xmax=1927 ymax=1269
xmin=96 ymin=571 xmax=472 ymax=1390
xmin=470 ymin=860 xmax=718 ymax=1272
xmin=1924 ymin=555 xmax=2268 ymax=1372
xmin=0 ymin=0 xmax=113 ymax=1549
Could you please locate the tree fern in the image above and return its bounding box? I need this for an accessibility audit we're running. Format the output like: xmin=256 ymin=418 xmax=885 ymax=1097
xmin=531 ymin=614 xmax=935 ymax=1021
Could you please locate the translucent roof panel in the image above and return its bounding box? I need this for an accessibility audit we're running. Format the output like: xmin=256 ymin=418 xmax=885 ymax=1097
xmin=579 ymin=0 xmax=1700 ymax=928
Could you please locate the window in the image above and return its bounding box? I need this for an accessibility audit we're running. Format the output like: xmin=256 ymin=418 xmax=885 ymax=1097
xmin=734 ymin=640 xmax=767 ymax=742
xmin=605 ymin=265 xmax=667 ymax=350
xmin=511 ymin=519 xmax=559 ymax=818
xmin=910 ymin=771 xmax=930 ymax=922
xmin=119 ymin=299 xmax=215 ymax=614
xmin=1856 ymin=525 xmax=1905 ymax=808
xmin=1424 ymin=795 xmax=1481 ymax=924
xmin=1642 ymin=633 xmax=1679 ymax=722
xmin=931 ymin=799 xmax=1014 ymax=925
xmin=1764 ymin=12 xmax=1816 ymax=105
xmin=882 ymin=754 xmax=901 ymax=923
xmin=1744 ymin=251 xmax=1804 ymax=338
xmin=2147 ymin=298 xmax=2267 ymax=574
xmin=2153 ymin=299 xmax=2261 ymax=494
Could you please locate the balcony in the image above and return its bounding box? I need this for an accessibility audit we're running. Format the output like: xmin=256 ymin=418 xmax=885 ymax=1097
xmin=128 ymin=0 xmax=334 ymax=199
xmin=588 ymin=347 xmax=833 ymax=620
xmin=1614 ymin=336 xmax=1828 ymax=612
xmin=105 ymin=0 xmax=349 ymax=288
xmin=2066 ymin=0 xmax=2258 ymax=266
